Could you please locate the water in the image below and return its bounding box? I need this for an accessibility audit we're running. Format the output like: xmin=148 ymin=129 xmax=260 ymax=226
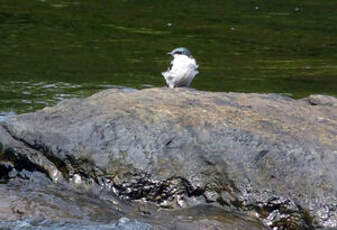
xmin=0 ymin=218 xmax=152 ymax=230
xmin=1 ymin=0 xmax=337 ymax=116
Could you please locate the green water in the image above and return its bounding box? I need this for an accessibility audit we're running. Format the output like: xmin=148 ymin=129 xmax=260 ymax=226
xmin=1 ymin=0 xmax=337 ymax=115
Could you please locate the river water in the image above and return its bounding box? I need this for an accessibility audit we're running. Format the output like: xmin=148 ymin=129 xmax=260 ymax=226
xmin=1 ymin=0 xmax=337 ymax=117
xmin=0 ymin=218 xmax=152 ymax=230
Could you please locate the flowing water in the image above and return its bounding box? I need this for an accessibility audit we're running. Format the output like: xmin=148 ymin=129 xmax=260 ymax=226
xmin=1 ymin=0 xmax=337 ymax=117
xmin=0 ymin=218 xmax=152 ymax=230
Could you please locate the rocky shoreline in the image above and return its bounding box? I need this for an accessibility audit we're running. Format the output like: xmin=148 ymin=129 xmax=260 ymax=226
xmin=1 ymin=88 xmax=336 ymax=229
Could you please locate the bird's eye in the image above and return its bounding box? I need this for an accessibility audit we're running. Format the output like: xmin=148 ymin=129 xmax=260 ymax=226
xmin=175 ymin=51 xmax=182 ymax=55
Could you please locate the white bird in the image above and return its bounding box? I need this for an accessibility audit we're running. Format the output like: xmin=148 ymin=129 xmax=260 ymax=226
xmin=162 ymin=47 xmax=199 ymax=88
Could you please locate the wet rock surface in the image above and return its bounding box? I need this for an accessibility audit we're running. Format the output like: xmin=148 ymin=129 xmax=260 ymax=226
xmin=1 ymin=172 xmax=264 ymax=229
xmin=0 ymin=88 xmax=336 ymax=229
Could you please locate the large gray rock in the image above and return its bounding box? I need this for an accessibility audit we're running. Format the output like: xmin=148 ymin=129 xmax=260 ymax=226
xmin=0 ymin=88 xmax=336 ymax=229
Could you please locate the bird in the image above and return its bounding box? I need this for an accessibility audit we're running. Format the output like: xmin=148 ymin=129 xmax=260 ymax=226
xmin=162 ymin=47 xmax=199 ymax=88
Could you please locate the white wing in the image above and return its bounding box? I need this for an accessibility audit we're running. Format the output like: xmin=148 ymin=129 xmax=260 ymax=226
xmin=162 ymin=55 xmax=198 ymax=88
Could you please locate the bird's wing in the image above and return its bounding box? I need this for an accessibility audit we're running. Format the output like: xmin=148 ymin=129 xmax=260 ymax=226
xmin=162 ymin=55 xmax=199 ymax=87
xmin=173 ymin=56 xmax=198 ymax=77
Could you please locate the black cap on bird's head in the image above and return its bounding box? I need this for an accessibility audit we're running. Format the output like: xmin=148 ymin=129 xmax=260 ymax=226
xmin=167 ymin=47 xmax=192 ymax=57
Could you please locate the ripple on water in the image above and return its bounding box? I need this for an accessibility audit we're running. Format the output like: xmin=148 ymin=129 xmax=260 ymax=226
xmin=0 ymin=218 xmax=153 ymax=230
xmin=0 ymin=111 xmax=16 ymax=122
xmin=0 ymin=80 xmax=134 ymax=114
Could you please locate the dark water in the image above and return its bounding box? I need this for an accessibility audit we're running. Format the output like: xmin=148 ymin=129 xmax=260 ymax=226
xmin=1 ymin=0 xmax=337 ymax=116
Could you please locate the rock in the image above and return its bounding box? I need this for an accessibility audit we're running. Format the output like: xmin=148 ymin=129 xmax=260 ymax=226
xmin=1 ymin=173 xmax=265 ymax=229
xmin=0 ymin=172 xmax=123 ymax=222
xmin=0 ymin=88 xmax=336 ymax=229
xmin=301 ymin=94 xmax=337 ymax=107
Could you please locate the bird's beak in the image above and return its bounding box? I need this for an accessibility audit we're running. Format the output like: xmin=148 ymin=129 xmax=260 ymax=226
xmin=167 ymin=52 xmax=173 ymax=56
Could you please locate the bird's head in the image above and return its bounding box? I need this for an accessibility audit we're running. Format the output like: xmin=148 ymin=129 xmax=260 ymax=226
xmin=167 ymin=47 xmax=192 ymax=57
